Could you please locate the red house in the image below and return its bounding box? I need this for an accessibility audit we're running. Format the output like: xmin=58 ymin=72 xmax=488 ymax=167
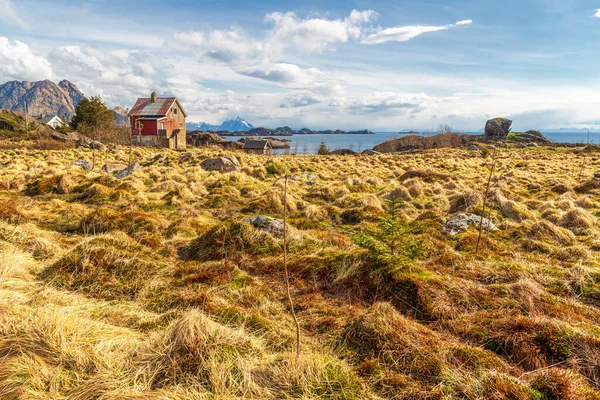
xmin=129 ymin=92 xmax=187 ymax=149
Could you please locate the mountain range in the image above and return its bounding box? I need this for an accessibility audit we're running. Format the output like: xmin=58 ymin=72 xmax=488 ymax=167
xmin=0 ymin=79 xmax=130 ymax=125
xmin=0 ymin=79 xmax=85 ymax=120
xmin=187 ymin=117 xmax=254 ymax=132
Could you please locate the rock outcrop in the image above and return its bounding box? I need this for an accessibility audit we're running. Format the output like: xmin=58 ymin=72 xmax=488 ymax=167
xmin=485 ymin=118 xmax=512 ymax=138
xmin=508 ymin=130 xmax=551 ymax=143
xmin=200 ymin=156 xmax=241 ymax=173
xmin=362 ymin=150 xmax=381 ymax=155
xmin=373 ymin=133 xmax=478 ymax=153
xmin=187 ymin=132 xmax=226 ymax=147
xmin=330 ymin=149 xmax=358 ymax=155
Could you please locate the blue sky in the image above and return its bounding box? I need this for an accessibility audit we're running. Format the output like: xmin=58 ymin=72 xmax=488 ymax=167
xmin=1 ymin=0 xmax=600 ymax=130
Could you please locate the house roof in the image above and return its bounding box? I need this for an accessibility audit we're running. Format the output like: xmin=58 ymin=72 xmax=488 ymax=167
xmin=129 ymin=97 xmax=188 ymax=117
xmin=243 ymin=140 xmax=272 ymax=149
xmin=39 ymin=115 xmax=62 ymax=124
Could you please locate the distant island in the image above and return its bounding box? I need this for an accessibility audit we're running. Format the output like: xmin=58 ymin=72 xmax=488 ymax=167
xmin=193 ymin=126 xmax=374 ymax=137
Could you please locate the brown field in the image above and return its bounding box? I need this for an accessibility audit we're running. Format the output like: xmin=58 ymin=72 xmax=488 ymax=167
xmin=1 ymin=145 xmax=600 ymax=399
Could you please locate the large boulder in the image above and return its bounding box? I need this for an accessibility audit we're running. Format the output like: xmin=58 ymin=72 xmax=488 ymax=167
xmin=485 ymin=118 xmax=512 ymax=138
xmin=200 ymin=156 xmax=241 ymax=173
xmin=443 ymin=213 xmax=498 ymax=236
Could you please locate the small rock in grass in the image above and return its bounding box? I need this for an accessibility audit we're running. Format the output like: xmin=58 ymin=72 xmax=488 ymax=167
xmin=114 ymin=163 xmax=141 ymax=179
xmin=72 ymin=159 xmax=93 ymax=171
xmin=443 ymin=213 xmax=498 ymax=236
xmin=245 ymin=215 xmax=293 ymax=238
xmin=200 ymin=156 xmax=240 ymax=173
xmin=102 ymin=163 xmax=128 ymax=173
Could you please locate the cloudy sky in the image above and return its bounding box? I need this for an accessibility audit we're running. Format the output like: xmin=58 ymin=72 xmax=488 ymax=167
xmin=1 ymin=0 xmax=600 ymax=131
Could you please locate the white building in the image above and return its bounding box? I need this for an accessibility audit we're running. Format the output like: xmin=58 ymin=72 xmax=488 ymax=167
xmin=39 ymin=115 xmax=65 ymax=129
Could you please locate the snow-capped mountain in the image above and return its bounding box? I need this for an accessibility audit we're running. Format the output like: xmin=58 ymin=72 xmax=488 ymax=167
xmin=187 ymin=117 xmax=254 ymax=132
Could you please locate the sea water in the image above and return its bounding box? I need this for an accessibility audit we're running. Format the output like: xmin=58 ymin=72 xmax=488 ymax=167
xmin=225 ymin=131 xmax=600 ymax=154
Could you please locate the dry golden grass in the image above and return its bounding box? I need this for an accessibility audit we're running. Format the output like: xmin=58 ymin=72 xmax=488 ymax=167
xmin=1 ymin=145 xmax=600 ymax=399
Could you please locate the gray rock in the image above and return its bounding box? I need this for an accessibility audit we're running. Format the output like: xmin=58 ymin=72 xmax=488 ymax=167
xmin=444 ymin=213 xmax=498 ymax=236
xmin=102 ymin=163 xmax=128 ymax=173
xmin=362 ymin=149 xmax=381 ymax=155
xmin=245 ymin=215 xmax=290 ymax=238
xmin=469 ymin=145 xmax=481 ymax=151
xmin=179 ymin=152 xmax=193 ymax=163
xmin=200 ymin=156 xmax=241 ymax=173
xmin=114 ymin=162 xmax=141 ymax=179
xmin=485 ymin=118 xmax=512 ymax=138
xmin=152 ymin=154 xmax=167 ymax=163
xmin=72 ymin=159 xmax=93 ymax=171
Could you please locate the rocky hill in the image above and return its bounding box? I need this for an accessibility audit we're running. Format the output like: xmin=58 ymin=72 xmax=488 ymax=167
xmin=0 ymin=79 xmax=85 ymax=120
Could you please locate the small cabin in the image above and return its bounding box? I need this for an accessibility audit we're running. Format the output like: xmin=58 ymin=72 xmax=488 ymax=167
xmin=129 ymin=92 xmax=187 ymax=149
xmin=39 ymin=115 xmax=65 ymax=129
xmin=243 ymin=139 xmax=272 ymax=155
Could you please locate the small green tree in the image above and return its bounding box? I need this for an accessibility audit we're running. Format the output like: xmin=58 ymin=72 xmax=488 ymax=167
xmin=317 ymin=140 xmax=329 ymax=155
xmin=351 ymin=197 xmax=423 ymax=264
xmin=71 ymin=96 xmax=116 ymax=134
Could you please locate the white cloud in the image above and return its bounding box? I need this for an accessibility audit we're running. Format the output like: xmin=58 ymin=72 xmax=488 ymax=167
xmin=47 ymin=45 xmax=164 ymax=107
xmin=237 ymin=62 xmax=326 ymax=88
xmin=0 ymin=0 xmax=29 ymax=29
xmin=172 ymin=27 xmax=272 ymax=64
xmin=595 ymin=9 xmax=600 ymax=18
xmin=361 ymin=19 xmax=471 ymax=45
xmin=280 ymin=91 xmax=321 ymax=108
xmin=361 ymin=25 xmax=448 ymax=45
xmin=265 ymin=9 xmax=378 ymax=53
xmin=346 ymin=92 xmax=434 ymax=114
xmin=0 ymin=37 xmax=53 ymax=81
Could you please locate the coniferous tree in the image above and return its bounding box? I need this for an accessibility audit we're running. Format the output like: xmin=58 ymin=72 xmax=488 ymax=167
xmin=317 ymin=140 xmax=329 ymax=155
xmin=71 ymin=96 xmax=116 ymax=133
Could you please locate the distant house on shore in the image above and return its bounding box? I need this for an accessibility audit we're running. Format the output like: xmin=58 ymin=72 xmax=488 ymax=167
xmin=243 ymin=139 xmax=272 ymax=155
xmin=39 ymin=115 xmax=64 ymax=130
xmin=129 ymin=92 xmax=187 ymax=149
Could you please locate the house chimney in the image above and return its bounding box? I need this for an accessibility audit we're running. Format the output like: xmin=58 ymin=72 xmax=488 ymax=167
xmin=150 ymin=92 xmax=157 ymax=103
